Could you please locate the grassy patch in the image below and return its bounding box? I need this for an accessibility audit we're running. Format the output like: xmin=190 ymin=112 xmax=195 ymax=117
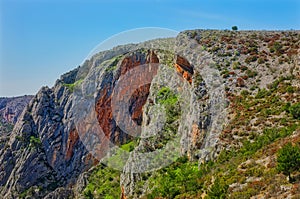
xmin=120 ymin=140 xmax=136 ymax=152
xmin=63 ymin=79 xmax=83 ymax=92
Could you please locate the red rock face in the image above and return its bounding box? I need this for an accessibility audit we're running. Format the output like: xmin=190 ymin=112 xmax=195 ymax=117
xmin=120 ymin=56 xmax=142 ymax=75
xmin=128 ymin=51 xmax=159 ymax=125
xmin=175 ymin=55 xmax=194 ymax=84
xmin=66 ymin=129 xmax=79 ymax=160
xmin=121 ymin=186 xmax=127 ymax=199
xmin=95 ymin=86 xmax=113 ymax=139
xmin=94 ymin=50 xmax=159 ymax=146
xmin=129 ymin=84 xmax=151 ymax=125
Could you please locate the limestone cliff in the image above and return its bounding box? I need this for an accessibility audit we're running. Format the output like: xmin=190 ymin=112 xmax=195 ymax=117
xmin=0 ymin=30 xmax=299 ymax=199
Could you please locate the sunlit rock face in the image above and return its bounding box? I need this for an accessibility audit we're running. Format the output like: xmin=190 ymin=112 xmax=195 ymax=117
xmin=175 ymin=55 xmax=194 ymax=84
xmin=0 ymin=46 xmax=163 ymax=198
xmin=2 ymin=29 xmax=295 ymax=199
xmin=0 ymin=34 xmax=214 ymax=198
xmin=95 ymin=50 xmax=159 ymax=145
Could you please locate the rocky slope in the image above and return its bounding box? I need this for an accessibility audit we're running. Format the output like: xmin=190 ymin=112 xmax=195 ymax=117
xmin=0 ymin=30 xmax=299 ymax=199
xmin=0 ymin=96 xmax=33 ymax=125
xmin=0 ymin=95 xmax=33 ymax=177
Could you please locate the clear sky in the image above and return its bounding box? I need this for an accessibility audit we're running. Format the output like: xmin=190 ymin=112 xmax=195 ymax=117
xmin=0 ymin=0 xmax=299 ymax=97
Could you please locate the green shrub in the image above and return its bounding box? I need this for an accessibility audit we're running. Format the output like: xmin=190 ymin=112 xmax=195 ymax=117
xmin=156 ymin=87 xmax=181 ymax=123
xmin=273 ymin=42 xmax=283 ymax=52
xmin=63 ymin=79 xmax=83 ymax=92
xmin=257 ymin=57 xmax=265 ymax=64
xmin=277 ymin=142 xmax=300 ymax=181
xmin=193 ymin=71 xmax=204 ymax=88
xmin=286 ymin=86 xmax=294 ymax=93
xmin=105 ymin=65 xmax=117 ymax=72
xmin=207 ymin=177 xmax=228 ymax=199
xmin=29 ymin=136 xmax=41 ymax=148
xmin=156 ymin=87 xmax=178 ymax=106
xmin=240 ymin=65 xmax=248 ymax=71
xmin=152 ymin=87 xmax=181 ymax=148
xmin=232 ymin=62 xmax=240 ymax=69
xmin=289 ymin=103 xmax=300 ymax=119
xmin=106 ymin=141 xmax=137 ymax=168
xmin=120 ymin=140 xmax=136 ymax=152
xmin=246 ymin=69 xmax=258 ymax=78
xmin=190 ymin=31 xmax=197 ymax=38
xmin=222 ymin=71 xmax=230 ymax=78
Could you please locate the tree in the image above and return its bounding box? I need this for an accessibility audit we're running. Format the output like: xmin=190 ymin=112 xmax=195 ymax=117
xmin=232 ymin=26 xmax=238 ymax=31
xmin=277 ymin=142 xmax=300 ymax=182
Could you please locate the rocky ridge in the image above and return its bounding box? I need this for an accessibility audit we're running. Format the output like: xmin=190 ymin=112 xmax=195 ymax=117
xmin=0 ymin=30 xmax=299 ymax=198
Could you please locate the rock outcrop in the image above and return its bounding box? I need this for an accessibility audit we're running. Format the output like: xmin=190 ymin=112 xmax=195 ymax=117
xmin=0 ymin=95 xmax=33 ymax=124
xmin=0 ymin=30 xmax=299 ymax=199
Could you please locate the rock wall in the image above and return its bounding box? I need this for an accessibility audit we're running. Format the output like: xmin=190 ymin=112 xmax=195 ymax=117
xmin=0 ymin=43 xmax=166 ymax=198
xmin=2 ymin=30 xmax=295 ymax=198
xmin=0 ymin=95 xmax=33 ymax=124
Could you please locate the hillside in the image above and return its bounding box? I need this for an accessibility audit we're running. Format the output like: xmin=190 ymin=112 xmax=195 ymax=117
xmin=0 ymin=30 xmax=299 ymax=199
xmin=0 ymin=95 xmax=33 ymax=124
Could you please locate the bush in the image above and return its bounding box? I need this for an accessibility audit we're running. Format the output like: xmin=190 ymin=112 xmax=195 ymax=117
xmin=240 ymin=65 xmax=248 ymax=71
xmin=245 ymin=55 xmax=258 ymax=64
xmin=29 ymin=136 xmax=42 ymax=148
xmin=207 ymin=177 xmax=228 ymax=199
xmin=273 ymin=42 xmax=283 ymax=52
xmin=232 ymin=26 xmax=238 ymax=31
xmin=257 ymin=57 xmax=265 ymax=64
xmin=246 ymin=69 xmax=258 ymax=78
xmin=232 ymin=62 xmax=241 ymax=69
xmin=120 ymin=141 xmax=136 ymax=152
xmin=289 ymin=103 xmax=300 ymax=119
xmin=277 ymin=143 xmax=300 ymax=181
xmin=286 ymin=86 xmax=294 ymax=93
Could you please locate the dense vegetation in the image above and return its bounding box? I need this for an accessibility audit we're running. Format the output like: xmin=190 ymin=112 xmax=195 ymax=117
xmin=145 ymin=124 xmax=299 ymax=198
xmin=83 ymin=164 xmax=121 ymax=199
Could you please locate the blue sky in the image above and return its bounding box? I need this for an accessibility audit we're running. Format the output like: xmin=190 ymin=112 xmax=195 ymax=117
xmin=0 ymin=0 xmax=299 ymax=97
